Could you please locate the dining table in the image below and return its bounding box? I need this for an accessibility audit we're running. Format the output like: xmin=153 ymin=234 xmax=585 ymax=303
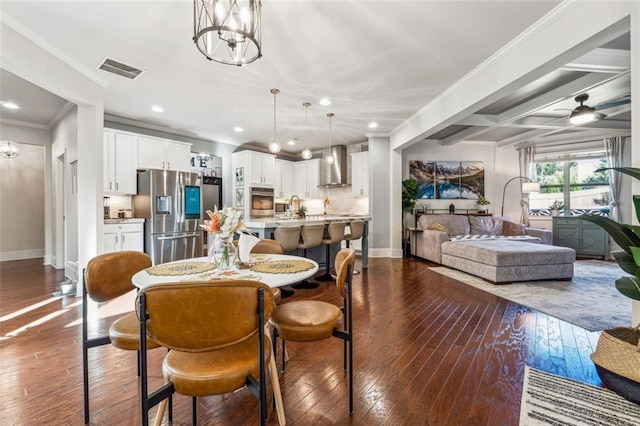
xmin=132 ymin=254 xmax=319 ymax=426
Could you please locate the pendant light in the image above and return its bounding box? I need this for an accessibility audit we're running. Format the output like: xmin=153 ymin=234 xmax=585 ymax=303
xmin=325 ymin=113 xmax=335 ymax=165
xmin=269 ymin=89 xmax=281 ymax=154
xmin=193 ymin=0 xmax=262 ymax=66
xmin=0 ymin=141 xmax=20 ymax=159
xmin=301 ymin=102 xmax=312 ymax=160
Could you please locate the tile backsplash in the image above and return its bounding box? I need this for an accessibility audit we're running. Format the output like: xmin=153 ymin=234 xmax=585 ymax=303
xmin=302 ymin=186 xmax=369 ymax=216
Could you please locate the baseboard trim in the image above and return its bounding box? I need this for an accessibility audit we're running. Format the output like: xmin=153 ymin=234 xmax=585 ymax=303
xmin=0 ymin=249 xmax=45 ymax=262
xmin=369 ymin=248 xmax=403 ymax=258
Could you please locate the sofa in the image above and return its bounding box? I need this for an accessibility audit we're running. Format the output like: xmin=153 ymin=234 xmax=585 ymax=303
xmin=413 ymin=214 xmax=552 ymax=264
xmin=412 ymin=214 xmax=574 ymax=283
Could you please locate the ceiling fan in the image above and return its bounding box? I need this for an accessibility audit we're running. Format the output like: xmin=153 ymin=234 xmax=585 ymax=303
xmin=559 ymin=93 xmax=631 ymax=125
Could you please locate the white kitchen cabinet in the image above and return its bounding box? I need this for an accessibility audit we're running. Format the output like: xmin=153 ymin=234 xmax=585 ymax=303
xmin=351 ymin=151 xmax=369 ymax=197
xmin=294 ymin=159 xmax=320 ymax=199
xmin=138 ymin=136 xmax=191 ymax=172
xmin=274 ymin=159 xmax=294 ymax=199
xmin=103 ymin=130 xmax=137 ymax=195
xmin=232 ymin=151 xmax=275 ymax=187
xmin=103 ymin=222 xmax=144 ymax=253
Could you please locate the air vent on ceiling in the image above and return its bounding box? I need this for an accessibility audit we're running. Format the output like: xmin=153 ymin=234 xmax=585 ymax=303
xmin=98 ymin=58 xmax=144 ymax=80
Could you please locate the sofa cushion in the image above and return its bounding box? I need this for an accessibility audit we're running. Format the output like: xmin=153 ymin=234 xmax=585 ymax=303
xmin=418 ymin=214 xmax=470 ymax=236
xmin=441 ymin=239 xmax=575 ymax=266
xmin=502 ymin=220 xmax=526 ymax=236
xmin=427 ymin=223 xmax=451 ymax=235
xmin=469 ymin=216 xmax=503 ymax=236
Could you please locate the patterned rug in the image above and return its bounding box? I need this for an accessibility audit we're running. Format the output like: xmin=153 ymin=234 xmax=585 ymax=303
xmin=520 ymin=367 xmax=640 ymax=425
xmin=430 ymin=260 xmax=632 ymax=331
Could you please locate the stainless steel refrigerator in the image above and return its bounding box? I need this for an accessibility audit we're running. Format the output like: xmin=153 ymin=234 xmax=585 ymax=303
xmin=134 ymin=170 xmax=202 ymax=265
xmin=201 ymin=176 xmax=223 ymax=256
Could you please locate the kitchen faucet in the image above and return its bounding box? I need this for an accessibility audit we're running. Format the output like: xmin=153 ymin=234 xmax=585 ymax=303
xmin=290 ymin=195 xmax=300 ymax=217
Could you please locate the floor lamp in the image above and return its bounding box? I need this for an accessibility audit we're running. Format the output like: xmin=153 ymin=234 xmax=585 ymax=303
xmin=501 ymin=176 xmax=541 ymax=216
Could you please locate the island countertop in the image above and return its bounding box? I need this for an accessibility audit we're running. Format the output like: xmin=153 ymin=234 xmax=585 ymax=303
xmin=244 ymin=215 xmax=371 ymax=229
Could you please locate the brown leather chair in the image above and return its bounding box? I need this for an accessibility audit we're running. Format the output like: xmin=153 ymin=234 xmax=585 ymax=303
xmin=82 ymin=251 xmax=159 ymax=424
xmin=274 ymin=225 xmax=302 ymax=253
xmin=138 ymin=280 xmax=275 ymax=426
xmin=269 ymin=248 xmax=357 ymax=414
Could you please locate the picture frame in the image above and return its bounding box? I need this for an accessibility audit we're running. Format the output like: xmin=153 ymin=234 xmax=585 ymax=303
xmin=236 ymin=188 xmax=244 ymax=207
xmin=235 ymin=167 xmax=244 ymax=187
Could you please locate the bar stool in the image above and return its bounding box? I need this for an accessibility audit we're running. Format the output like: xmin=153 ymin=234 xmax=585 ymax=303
xmin=343 ymin=219 xmax=364 ymax=275
xmin=274 ymin=226 xmax=302 ymax=254
xmin=316 ymin=221 xmax=346 ymax=282
xmin=292 ymin=223 xmax=325 ymax=289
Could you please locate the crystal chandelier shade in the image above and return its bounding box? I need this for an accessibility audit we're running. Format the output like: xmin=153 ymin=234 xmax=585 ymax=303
xmin=325 ymin=113 xmax=335 ymax=164
xmin=0 ymin=141 xmax=20 ymax=159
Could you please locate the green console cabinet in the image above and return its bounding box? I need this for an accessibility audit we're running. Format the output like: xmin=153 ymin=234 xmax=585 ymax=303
xmin=552 ymin=216 xmax=609 ymax=260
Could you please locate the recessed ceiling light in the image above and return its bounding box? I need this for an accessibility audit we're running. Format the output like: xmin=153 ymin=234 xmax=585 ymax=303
xmin=233 ymin=126 xmax=243 ymax=132
xmin=319 ymin=98 xmax=331 ymax=106
xmin=151 ymin=105 xmax=164 ymax=113
xmin=368 ymin=122 xmax=378 ymax=129
xmin=2 ymin=101 xmax=19 ymax=109
xmin=288 ymin=138 xmax=297 ymax=146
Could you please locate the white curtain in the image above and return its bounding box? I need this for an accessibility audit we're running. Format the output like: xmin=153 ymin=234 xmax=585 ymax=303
xmin=604 ymin=136 xmax=624 ymax=222
xmin=518 ymin=146 xmax=535 ymax=225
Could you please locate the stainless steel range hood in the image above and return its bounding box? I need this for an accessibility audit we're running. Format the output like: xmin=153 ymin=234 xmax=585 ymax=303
xmin=319 ymin=145 xmax=350 ymax=187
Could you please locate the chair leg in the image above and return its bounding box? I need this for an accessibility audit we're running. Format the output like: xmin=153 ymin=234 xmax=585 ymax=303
xmin=348 ymin=338 xmax=354 ymax=415
xmin=281 ymin=338 xmax=287 ymax=373
xmin=192 ymin=396 xmax=197 ymax=425
xmin=153 ymin=399 xmax=167 ymax=426
xmin=82 ymin=342 xmax=90 ymax=424
xmin=292 ymin=248 xmax=319 ymax=289
xmin=316 ymin=243 xmax=335 ymax=281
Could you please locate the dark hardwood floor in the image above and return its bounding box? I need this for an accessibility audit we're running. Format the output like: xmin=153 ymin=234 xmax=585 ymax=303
xmin=0 ymin=256 xmax=602 ymax=425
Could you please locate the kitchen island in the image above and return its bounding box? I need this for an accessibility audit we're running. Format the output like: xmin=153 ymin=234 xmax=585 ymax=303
xmin=243 ymin=215 xmax=370 ymax=270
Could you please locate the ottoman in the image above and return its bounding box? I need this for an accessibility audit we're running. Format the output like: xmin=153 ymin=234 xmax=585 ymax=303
xmin=441 ymin=239 xmax=575 ymax=284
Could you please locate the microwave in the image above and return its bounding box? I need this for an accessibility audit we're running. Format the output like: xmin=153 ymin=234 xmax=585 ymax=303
xmin=275 ymin=202 xmax=288 ymax=214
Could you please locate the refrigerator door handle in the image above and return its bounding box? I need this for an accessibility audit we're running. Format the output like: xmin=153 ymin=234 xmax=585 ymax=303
xmin=157 ymin=233 xmax=200 ymax=241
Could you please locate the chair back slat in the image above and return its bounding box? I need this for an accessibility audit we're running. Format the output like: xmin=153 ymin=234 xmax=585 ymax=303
xmin=138 ymin=280 xmax=274 ymax=352
xmin=86 ymin=251 xmax=151 ymax=302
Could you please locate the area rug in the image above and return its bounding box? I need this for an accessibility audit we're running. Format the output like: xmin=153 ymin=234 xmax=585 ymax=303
xmin=429 ymin=260 xmax=632 ymax=331
xmin=520 ymin=366 xmax=640 ymax=425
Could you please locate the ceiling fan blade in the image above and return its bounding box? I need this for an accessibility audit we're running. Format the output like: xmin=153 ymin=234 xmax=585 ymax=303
xmin=595 ymin=98 xmax=631 ymax=111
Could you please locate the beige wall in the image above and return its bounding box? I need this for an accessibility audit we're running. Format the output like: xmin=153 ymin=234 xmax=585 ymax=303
xmin=0 ymin=143 xmax=45 ymax=260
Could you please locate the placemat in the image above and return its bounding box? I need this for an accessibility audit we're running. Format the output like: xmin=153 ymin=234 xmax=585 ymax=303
xmin=146 ymin=261 xmax=216 ymax=276
xmin=250 ymin=259 xmax=314 ymax=274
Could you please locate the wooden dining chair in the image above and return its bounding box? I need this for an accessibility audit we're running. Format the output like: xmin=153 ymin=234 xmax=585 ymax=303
xmin=82 ymin=251 xmax=160 ymax=424
xmin=269 ymin=248 xmax=357 ymax=414
xmin=138 ymin=280 xmax=275 ymax=426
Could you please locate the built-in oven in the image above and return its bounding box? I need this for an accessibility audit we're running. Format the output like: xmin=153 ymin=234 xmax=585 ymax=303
xmin=250 ymin=187 xmax=275 ymax=218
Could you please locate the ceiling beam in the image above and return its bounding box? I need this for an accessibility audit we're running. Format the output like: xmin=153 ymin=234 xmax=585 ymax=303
xmin=559 ymin=48 xmax=630 ymax=74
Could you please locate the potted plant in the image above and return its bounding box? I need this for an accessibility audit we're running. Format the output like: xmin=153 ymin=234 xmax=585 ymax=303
xmin=402 ymin=179 xmax=420 ymax=257
xmin=296 ymin=205 xmax=307 ymax=219
xmin=549 ymin=200 xmax=564 ymax=216
xmin=579 ymin=167 xmax=640 ymax=404
xmin=476 ymin=196 xmax=490 ymax=214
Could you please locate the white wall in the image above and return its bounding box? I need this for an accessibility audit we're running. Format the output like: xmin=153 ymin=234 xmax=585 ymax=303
xmin=0 ymin=142 xmax=46 ymax=260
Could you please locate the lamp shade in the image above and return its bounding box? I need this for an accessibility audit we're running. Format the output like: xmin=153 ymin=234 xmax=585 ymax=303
xmin=522 ymin=182 xmax=540 ymax=193
xmin=0 ymin=141 xmax=20 ymax=159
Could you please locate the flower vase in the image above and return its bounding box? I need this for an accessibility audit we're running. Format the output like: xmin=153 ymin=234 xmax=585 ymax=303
xmin=212 ymin=235 xmax=237 ymax=270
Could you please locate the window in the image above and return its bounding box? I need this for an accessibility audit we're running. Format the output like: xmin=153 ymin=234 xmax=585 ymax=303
xmin=530 ymin=157 xmax=610 ymax=216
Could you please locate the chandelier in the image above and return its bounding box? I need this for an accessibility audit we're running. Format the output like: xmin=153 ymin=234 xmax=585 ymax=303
xmin=301 ymin=102 xmax=312 ymax=160
xmin=269 ymin=89 xmax=281 ymax=154
xmin=0 ymin=141 xmax=20 ymax=159
xmin=193 ymin=0 xmax=262 ymax=66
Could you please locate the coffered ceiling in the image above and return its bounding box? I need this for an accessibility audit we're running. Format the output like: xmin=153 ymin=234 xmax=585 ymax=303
xmin=0 ymin=1 xmax=630 ymax=154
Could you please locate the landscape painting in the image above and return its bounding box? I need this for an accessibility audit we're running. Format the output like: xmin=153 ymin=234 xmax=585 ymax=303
xmin=409 ymin=160 xmax=484 ymax=200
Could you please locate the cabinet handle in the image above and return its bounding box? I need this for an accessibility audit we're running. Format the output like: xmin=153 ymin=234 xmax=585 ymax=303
xmin=115 ymin=235 xmax=118 ymax=244
xmin=109 ymin=182 xmax=112 ymax=190
xmin=122 ymin=235 xmax=126 ymax=244
xmin=116 ymin=182 xmax=119 ymax=191
xmin=163 ymin=161 xmax=165 ymax=169
xmin=168 ymin=162 xmax=171 ymax=169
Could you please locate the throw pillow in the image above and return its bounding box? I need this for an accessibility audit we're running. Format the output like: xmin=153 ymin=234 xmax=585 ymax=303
xmin=427 ymin=223 xmax=451 ymax=235
xmin=502 ymin=220 xmax=527 ymax=236
xmin=469 ymin=216 xmax=503 ymax=235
